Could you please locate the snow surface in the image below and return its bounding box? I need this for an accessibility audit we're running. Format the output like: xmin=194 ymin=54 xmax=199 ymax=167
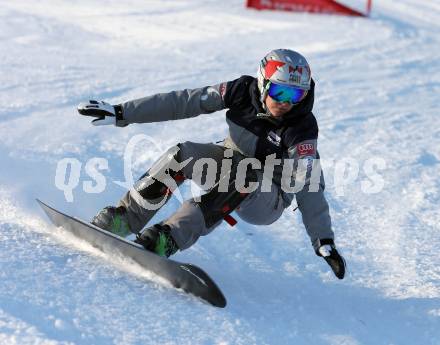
xmin=0 ymin=0 xmax=439 ymax=344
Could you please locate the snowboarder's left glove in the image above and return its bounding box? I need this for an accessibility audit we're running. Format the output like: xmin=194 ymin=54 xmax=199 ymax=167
xmin=316 ymin=239 xmax=346 ymax=279
xmin=77 ymin=100 xmax=126 ymax=126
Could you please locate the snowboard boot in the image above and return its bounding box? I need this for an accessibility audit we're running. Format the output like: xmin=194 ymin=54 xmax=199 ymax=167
xmin=134 ymin=224 xmax=179 ymax=258
xmin=91 ymin=206 xmax=132 ymax=237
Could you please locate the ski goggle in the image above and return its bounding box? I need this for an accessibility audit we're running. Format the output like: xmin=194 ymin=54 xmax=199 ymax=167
xmin=267 ymin=82 xmax=308 ymax=104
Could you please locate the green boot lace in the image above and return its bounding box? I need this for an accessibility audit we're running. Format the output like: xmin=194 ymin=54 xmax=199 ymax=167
xmin=110 ymin=214 xmax=131 ymax=237
xmin=154 ymin=231 xmax=178 ymax=257
xmin=92 ymin=206 xmax=132 ymax=238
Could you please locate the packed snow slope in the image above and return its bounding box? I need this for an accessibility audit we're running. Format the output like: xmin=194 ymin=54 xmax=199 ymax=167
xmin=0 ymin=0 xmax=439 ymax=344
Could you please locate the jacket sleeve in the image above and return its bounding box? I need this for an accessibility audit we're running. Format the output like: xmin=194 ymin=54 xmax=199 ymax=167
xmin=118 ymin=83 xmax=228 ymax=125
xmin=287 ymin=139 xmax=335 ymax=252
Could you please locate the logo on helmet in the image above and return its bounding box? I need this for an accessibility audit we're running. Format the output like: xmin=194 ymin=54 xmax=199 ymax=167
xmin=289 ymin=74 xmax=302 ymax=85
xmin=289 ymin=66 xmax=303 ymax=75
xmin=264 ymin=60 xmax=285 ymax=79
xmin=288 ymin=65 xmax=309 ymax=87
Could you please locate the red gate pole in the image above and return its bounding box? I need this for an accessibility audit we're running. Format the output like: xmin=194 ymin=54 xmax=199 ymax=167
xmin=366 ymin=0 xmax=372 ymax=16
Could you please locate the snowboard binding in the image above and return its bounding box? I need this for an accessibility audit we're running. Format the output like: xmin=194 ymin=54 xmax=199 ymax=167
xmin=135 ymin=224 xmax=179 ymax=258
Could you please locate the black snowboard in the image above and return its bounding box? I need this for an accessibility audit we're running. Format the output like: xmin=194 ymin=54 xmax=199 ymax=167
xmin=37 ymin=199 xmax=226 ymax=308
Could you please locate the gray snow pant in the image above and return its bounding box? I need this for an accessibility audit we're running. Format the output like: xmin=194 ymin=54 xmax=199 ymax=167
xmin=117 ymin=141 xmax=287 ymax=250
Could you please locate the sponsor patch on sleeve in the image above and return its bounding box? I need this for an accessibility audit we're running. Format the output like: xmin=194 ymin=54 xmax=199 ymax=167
xmin=219 ymin=82 xmax=227 ymax=100
xmin=297 ymin=143 xmax=316 ymax=156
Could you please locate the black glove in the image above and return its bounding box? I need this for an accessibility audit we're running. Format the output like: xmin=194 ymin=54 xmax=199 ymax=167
xmin=77 ymin=100 xmax=125 ymax=126
xmin=316 ymin=239 xmax=346 ymax=279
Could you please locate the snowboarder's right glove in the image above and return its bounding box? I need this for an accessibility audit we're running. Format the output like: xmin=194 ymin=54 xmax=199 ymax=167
xmin=77 ymin=100 xmax=126 ymax=127
xmin=316 ymin=239 xmax=346 ymax=280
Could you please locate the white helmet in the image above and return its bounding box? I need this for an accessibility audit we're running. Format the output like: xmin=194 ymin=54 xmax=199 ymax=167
xmin=257 ymin=49 xmax=311 ymax=103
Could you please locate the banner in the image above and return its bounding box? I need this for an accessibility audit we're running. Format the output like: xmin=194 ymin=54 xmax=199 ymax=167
xmin=246 ymin=0 xmax=372 ymax=17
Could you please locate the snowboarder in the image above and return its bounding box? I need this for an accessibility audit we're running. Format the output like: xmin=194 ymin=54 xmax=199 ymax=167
xmin=78 ymin=49 xmax=346 ymax=279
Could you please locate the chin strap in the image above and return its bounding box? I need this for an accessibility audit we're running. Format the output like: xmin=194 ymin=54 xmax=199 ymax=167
xmin=256 ymin=112 xmax=282 ymax=126
xmin=260 ymin=80 xmax=271 ymax=110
